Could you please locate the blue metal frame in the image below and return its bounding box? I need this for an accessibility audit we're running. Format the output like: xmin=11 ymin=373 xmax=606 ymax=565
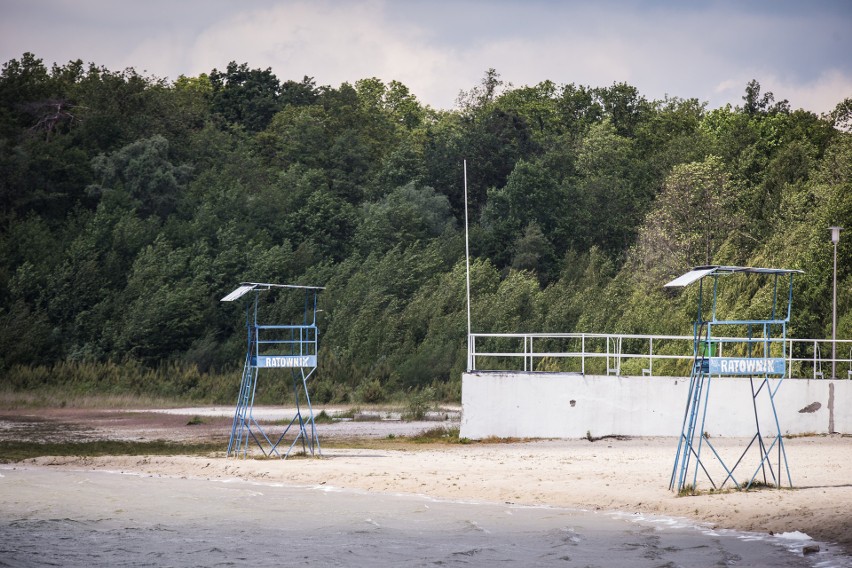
xmin=222 ymin=282 xmax=324 ymax=459
xmin=665 ymin=266 xmax=802 ymax=492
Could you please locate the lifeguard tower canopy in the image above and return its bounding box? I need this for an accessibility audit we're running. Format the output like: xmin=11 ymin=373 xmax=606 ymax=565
xmin=221 ymin=282 xmax=326 ymax=302
xmin=665 ymin=266 xmax=803 ymax=366
xmin=665 ymin=265 xmax=804 ymax=493
xmin=665 ymin=265 xmax=803 ymax=289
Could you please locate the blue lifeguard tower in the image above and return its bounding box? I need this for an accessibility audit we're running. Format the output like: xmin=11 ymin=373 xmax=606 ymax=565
xmin=221 ymin=282 xmax=324 ymax=458
xmin=665 ymin=266 xmax=802 ymax=492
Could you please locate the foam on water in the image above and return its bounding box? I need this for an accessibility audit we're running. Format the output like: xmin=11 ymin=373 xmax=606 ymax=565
xmin=1 ymin=466 xmax=849 ymax=567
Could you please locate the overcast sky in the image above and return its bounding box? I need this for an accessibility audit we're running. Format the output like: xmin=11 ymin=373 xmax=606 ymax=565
xmin=2 ymin=0 xmax=850 ymax=115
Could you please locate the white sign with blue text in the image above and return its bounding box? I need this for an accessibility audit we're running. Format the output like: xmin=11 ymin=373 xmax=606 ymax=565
xmin=255 ymin=355 xmax=316 ymax=368
xmin=708 ymin=357 xmax=785 ymax=376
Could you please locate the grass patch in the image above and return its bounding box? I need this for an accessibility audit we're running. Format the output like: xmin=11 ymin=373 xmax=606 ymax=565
xmin=333 ymin=406 xmax=362 ymax=419
xmin=406 ymin=426 xmax=461 ymax=443
xmin=313 ymin=409 xmax=335 ymax=424
xmin=401 ymin=388 xmax=435 ymax=421
xmin=479 ymin=436 xmax=529 ymax=444
xmin=783 ymin=431 xmax=821 ymax=439
xmin=312 ymin=427 xmax=466 ymax=451
xmin=0 ymin=440 xmax=223 ymax=463
xmin=259 ymin=409 xmax=341 ymax=427
xmin=677 ymin=479 xmax=781 ymax=497
xmin=0 ymin=390 xmax=188 ymax=411
xmin=742 ymin=480 xmax=777 ymax=490
xmin=585 ymin=430 xmax=630 ymax=443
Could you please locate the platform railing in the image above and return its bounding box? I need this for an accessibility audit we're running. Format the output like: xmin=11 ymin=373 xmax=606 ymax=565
xmin=468 ymin=333 xmax=852 ymax=379
xmin=255 ymin=324 xmax=318 ymax=358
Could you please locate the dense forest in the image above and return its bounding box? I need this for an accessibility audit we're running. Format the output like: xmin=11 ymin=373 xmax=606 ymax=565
xmin=1 ymin=53 xmax=850 ymax=404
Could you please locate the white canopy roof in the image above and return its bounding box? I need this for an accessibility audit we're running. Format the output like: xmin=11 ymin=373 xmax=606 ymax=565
xmin=664 ymin=266 xmax=803 ymax=288
xmin=220 ymin=282 xmax=325 ymax=302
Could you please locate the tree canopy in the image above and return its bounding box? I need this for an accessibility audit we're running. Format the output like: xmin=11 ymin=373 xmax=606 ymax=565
xmin=1 ymin=54 xmax=849 ymax=402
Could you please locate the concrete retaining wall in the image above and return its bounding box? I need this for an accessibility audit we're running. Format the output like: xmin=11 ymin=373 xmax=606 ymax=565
xmin=460 ymin=372 xmax=851 ymax=439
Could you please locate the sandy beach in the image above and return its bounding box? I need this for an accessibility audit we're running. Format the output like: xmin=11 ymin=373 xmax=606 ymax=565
xmin=2 ymin=406 xmax=852 ymax=561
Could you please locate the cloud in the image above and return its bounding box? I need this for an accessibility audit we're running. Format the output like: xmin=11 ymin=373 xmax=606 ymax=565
xmin=765 ymin=70 xmax=852 ymax=116
xmin=1 ymin=0 xmax=850 ymax=114
xmin=174 ymin=2 xmax=460 ymax=107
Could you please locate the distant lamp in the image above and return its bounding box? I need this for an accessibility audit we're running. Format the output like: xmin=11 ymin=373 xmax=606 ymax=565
xmin=831 ymin=226 xmax=843 ymax=244
xmin=830 ymin=226 xmax=843 ymax=379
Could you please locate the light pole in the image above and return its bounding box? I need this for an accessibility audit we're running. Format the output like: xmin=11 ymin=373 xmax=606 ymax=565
xmin=830 ymin=226 xmax=843 ymax=379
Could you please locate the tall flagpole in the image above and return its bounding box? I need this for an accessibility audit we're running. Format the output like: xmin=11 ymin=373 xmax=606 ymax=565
xmin=464 ymin=160 xmax=473 ymax=371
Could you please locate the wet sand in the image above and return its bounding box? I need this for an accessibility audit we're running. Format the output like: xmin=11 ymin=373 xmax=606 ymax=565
xmin=2 ymin=406 xmax=851 ymax=564
xmin=0 ymin=465 xmax=837 ymax=567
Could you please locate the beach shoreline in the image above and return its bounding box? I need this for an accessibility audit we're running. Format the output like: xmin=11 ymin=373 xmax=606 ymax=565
xmin=3 ymin=406 xmax=851 ymax=557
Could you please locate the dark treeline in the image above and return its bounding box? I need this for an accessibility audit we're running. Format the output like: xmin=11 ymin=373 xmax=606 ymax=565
xmin=1 ymin=54 xmax=850 ymax=403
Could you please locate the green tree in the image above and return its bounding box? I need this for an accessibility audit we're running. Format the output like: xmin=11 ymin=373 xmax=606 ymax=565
xmin=385 ymin=80 xmax=425 ymax=129
xmin=594 ymin=82 xmax=651 ymax=137
xmin=115 ymin=236 xmax=214 ymax=364
xmin=355 ymin=183 xmax=455 ymax=254
xmin=295 ymin=189 xmax=358 ymax=262
xmin=634 ymin=155 xmax=739 ymax=282
xmin=456 ymin=68 xmax=506 ymax=115
xmin=0 ymin=53 xmax=57 ymax=137
xmin=369 ymin=130 xmax=427 ymax=198
xmin=555 ymin=83 xmax=603 ymax=138
xmin=88 ymin=135 xmax=192 ymax=219
xmin=742 ymin=79 xmax=790 ymax=116
xmin=480 ymin=159 xmax=564 ymax=268
xmin=69 ymin=64 xmax=174 ymax=151
xmin=635 ymin=96 xmax=709 ymax=184
xmin=511 ymin=222 xmax=554 ymax=279
xmin=827 ymin=97 xmax=852 ymax=132
xmin=497 ymin=80 xmax=561 ymax=141
xmin=572 ymin=120 xmax=646 ymax=255
xmin=209 ymin=62 xmax=281 ymax=132
xmin=280 ymin=75 xmax=319 ymax=107
xmin=0 ymin=299 xmax=57 ymax=369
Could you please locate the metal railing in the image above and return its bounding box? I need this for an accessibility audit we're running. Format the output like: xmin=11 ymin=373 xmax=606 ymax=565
xmin=468 ymin=333 xmax=852 ymax=379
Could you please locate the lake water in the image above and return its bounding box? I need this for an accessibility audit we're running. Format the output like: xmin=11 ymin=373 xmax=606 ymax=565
xmin=0 ymin=466 xmax=847 ymax=567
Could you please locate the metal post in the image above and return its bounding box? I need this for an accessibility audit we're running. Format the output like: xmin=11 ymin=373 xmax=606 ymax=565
xmin=649 ymin=337 xmax=653 ymax=376
xmin=830 ymin=227 xmax=843 ymax=379
xmin=464 ymin=160 xmax=473 ymax=372
xmin=529 ymin=335 xmax=534 ymax=371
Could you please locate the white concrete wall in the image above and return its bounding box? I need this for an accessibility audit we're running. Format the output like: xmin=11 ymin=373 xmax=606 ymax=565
xmin=460 ymin=373 xmax=851 ymax=440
